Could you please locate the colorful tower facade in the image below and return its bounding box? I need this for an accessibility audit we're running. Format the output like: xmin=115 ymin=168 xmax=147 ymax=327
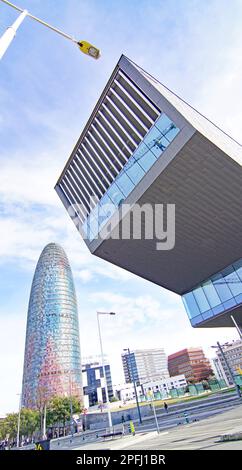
xmin=21 ymin=243 xmax=82 ymax=409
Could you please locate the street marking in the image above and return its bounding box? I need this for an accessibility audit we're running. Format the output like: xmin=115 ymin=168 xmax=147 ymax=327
xmin=109 ymin=432 xmax=169 ymax=450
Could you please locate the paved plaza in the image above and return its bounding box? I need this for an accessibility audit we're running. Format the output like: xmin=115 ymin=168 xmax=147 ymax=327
xmin=74 ymin=404 xmax=242 ymax=450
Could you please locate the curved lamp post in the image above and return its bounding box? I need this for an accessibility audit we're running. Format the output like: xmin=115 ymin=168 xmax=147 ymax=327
xmin=0 ymin=0 xmax=101 ymax=60
xmin=97 ymin=311 xmax=116 ymax=430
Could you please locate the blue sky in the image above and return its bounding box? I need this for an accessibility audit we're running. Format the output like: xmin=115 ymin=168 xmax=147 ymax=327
xmin=0 ymin=0 xmax=242 ymax=416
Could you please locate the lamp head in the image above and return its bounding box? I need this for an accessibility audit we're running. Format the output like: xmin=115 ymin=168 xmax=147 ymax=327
xmin=77 ymin=40 xmax=101 ymax=59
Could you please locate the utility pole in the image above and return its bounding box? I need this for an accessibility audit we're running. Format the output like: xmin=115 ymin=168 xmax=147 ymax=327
xmin=0 ymin=8 xmax=27 ymax=59
xmin=124 ymin=348 xmax=142 ymax=424
xmin=69 ymin=374 xmax=74 ymax=438
xmin=97 ymin=312 xmax=116 ymax=430
xmin=42 ymin=403 xmax=47 ymax=440
xmin=148 ymin=391 xmax=160 ymax=433
xmin=230 ymin=315 xmax=242 ymax=340
xmin=16 ymin=393 xmax=22 ymax=447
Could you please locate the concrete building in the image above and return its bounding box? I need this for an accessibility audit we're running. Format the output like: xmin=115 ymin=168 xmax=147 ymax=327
xmin=168 ymin=348 xmax=213 ymax=383
xmin=82 ymin=356 xmax=113 ymax=408
xmin=212 ymin=357 xmax=229 ymax=385
xmin=212 ymin=340 xmax=242 ymax=386
xmin=114 ymin=382 xmax=143 ymax=402
xmin=142 ymin=374 xmax=187 ymax=397
xmin=114 ymin=374 xmax=187 ymax=402
xmin=55 ymin=55 xmax=242 ymax=331
xmin=121 ymin=348 xmax=169 ymax=384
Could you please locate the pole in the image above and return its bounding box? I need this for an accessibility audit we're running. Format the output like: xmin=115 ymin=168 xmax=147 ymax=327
xmin=0 ymin=9 xmax=28 ymax=60
xmin=230 ymin=315 xmax=242 ymax=340
xmin=0 ymin=0 xmax=100 ymax=58
xmin=0 ymin=0 xmax=77 ymax=42
xmin=42 ymin=403 xmax=47 ymax=440
xmin=69 ymin=374 xmax=74 ymax=438
xmin=16 ymin=393 xmax=21 ymax=447
xmin=150 ymin=392 xmax=160 ymax=434
xmin=127 ymin=349 xmax=142 ymax=424
xmin=97 ymin=313 xmax=112 ymax=429
xmin=217 ymin=341 xmax=241 ymax=398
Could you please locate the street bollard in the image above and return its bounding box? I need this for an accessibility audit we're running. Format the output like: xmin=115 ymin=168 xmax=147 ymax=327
xmin=129 ymin=420 xmax=135 ymax=436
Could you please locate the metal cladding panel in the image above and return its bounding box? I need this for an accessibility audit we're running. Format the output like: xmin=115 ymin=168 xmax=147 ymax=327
xmin=135 ymin=63 xmax=242 ymax=166
xmin=92 ymin=131 xmax=242 ymax=296
xmin=21 ymin=243 xmax=83 ymax=409
xmin=56 ymin=56 xmax=162 ymax=224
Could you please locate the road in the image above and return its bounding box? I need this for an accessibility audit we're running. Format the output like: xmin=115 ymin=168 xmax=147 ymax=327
xmin=73 ymin=404 xmax=242 ymax=450
xmin=50 ymin=391 xmax=242 ymax=450
xmin=136 ymin=392 xmax=240 ymax=431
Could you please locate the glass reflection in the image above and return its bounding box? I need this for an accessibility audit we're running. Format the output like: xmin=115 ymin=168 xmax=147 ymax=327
xmin=182 ymin=258 xmax=242 ymax=326
xmin=82 ymin=111 xmax=180 ymax=240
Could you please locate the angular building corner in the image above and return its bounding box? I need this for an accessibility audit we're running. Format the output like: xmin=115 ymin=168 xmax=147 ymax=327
xmin=55 ymin=54 xmax=242 ymax=331
xmin=21 ymin=242 xmax=83 ymax=409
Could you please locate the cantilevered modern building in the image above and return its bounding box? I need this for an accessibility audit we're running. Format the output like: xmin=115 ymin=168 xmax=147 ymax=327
xmin=22 ymin=243 xmax=82 ymax=409
xmin=55 ymin=55 xmax=242 ymax=330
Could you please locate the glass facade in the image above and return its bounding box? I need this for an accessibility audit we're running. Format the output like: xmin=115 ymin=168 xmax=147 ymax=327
xmin=83 ymin=364 xmax=113 ymax=406
xmin=122 ymin=352 xmax=139 ymax=384
xmin=82 ymin=113 xmax=180 ymax=241
xmin=21 ymin=243 xmax=82 ymax=409
xmin=182 ymin=259 xmax=242 ymax=326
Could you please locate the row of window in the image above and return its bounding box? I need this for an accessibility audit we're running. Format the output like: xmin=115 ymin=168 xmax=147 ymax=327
xmin=81 ymin=113 xmax=179 ymax=240
xmin=183 ymin=259 xmax=242 ymax=323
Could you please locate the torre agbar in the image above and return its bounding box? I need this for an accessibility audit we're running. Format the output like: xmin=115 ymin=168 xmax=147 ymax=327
xmin=21 ymin=243 xmax=82 ymax=409
xmin=55 ymin=55 xmax=242 ymax=331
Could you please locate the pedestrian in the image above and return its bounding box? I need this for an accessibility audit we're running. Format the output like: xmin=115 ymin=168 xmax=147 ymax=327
xmin=164 ymin=402 xmax=168 ymax=413
xmin=82 ymin=421 xmax=86 ymax=432
xmin=121 ymin=415 xmax=125 ymax=424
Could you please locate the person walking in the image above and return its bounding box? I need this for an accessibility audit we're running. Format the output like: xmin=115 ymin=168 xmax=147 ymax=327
xmin=164 ymin=402 xmax=168 ymax=413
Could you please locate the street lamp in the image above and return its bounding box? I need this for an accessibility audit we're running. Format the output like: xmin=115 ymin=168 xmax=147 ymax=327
xmin=123 ymin=348 xmax=142 ymax=424
xmin=0 ymin=0 xmax=101 ymax=60
xmin=230 ymin=315 xmax=242 ymax=340
xmin=211 ymin=341 xmax=241 ymax=398
xmin=69 ymin=373 xmax=74 ymax=439
xmin=147 ymin=390 xmax=160 ymax=434
xmin=97 ymin=311 xmax=116 ymax=430
xmin=16 ymin=393 xmax=21 ymax=448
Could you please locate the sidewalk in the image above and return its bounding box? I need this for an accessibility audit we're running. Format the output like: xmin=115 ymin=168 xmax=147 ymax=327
xmin=74 ymin=431 xmax=163 ymax=450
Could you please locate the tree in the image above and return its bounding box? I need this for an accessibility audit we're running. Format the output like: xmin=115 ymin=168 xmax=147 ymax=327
xmin=3 ymin=413 xmax=18 ymax=440
xmin=110 ymin=396 xmax=118 ymax=402
xmin=46 ymin=396 xmax=83 ymax=432
xmin=18 ymin=409 xmax=39 ymax=437
xmin=0 ymin=409 xmax=39 ymax=442
xmin=0 ymin=419 xmax=7 ymax=440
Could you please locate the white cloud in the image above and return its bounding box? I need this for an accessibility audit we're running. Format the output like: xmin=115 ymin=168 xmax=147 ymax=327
xmin=0 ymin=153 xmax=60 ymax=206
xmin=0 ymin=313 xmax=26 ymax=417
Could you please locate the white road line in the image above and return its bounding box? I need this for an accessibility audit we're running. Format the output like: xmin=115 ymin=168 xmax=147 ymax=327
xmin=109 ymin=432 xmax=169 ymax=450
